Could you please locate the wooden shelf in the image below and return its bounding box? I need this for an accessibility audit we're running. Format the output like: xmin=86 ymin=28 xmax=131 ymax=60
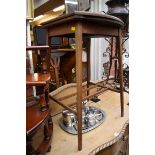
xmin=51 ymin=48 xmax=75 ymax=53
xmin=26 ymin=104 xmax=50 ymax=135
xmin=26 ymin=46 xmax=50 ymax=50
xmin=26 ymin=73 xmax=51 ymax=86
xmin=26 ymin=104 xmax=53 ymax=154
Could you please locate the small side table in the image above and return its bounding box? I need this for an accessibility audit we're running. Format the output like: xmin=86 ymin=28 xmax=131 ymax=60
xmin=42 ymin=11 xmax=125 ymax=151
xmin=26 ymin=104 xmax=53 ymax=155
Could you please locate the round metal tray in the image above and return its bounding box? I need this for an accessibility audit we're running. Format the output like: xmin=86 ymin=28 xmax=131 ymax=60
xmin=59 ymin=106 xmax=106 ymax=134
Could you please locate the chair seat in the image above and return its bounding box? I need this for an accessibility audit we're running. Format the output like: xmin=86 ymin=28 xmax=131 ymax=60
xmin=26 ymin=73 xmax=51 ymax=86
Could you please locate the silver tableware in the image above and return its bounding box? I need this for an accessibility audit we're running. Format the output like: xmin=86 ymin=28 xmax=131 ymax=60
xmin=62 ymin=109 xmax=76 ymax=127
xmin=59 ymin=106 xmax=106 ymax=134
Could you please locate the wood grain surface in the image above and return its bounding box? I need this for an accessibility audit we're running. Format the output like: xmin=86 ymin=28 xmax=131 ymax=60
xmin=47 ymin=90 xmax=129 ymax=155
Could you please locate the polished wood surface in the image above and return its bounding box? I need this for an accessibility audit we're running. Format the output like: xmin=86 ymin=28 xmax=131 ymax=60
xmin=47 ymin=90 xmax=129 ymax=155
xmin=26 ymin=104 xmax=50 ymax=135
xmin=51 ymin=48 xmax=75 ymax=53
xmin=26 ymin=73 xmax=51 ymax=86
xmin=26 ymin=104 xmax=53 ymax=155
xmin=42 ymin=11 xmax=124 ymax=28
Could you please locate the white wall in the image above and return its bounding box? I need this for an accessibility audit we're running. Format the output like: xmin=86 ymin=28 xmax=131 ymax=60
xmin=89 ymin=0 xmax=109 ymax=81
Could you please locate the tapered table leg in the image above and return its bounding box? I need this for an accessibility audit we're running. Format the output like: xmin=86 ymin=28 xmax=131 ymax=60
xmin=85 ymin=38 xmax=91 ymax=97
xmin=75 ymin=22 xmax=83 ymax=151
xmin=117 ymin=28 xmax=124 ymax=117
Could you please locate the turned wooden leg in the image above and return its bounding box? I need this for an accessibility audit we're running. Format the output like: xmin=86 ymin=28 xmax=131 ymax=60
xmin=44 ymin=83 xmax=49 ymax=105
xmin=44 ymin=124 xmax=50 ymax=141
xmin=39 ymin=95 xmax=48 ymax=112
xmin=48 ymin=115 xmax=53 ymax=127
xmin=40 ymin=50 xmax=48 ymax=74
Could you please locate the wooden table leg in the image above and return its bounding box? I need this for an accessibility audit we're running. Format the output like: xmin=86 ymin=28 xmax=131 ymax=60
xmin=44 ymin=124 xmax=50 ymax=141
xmin=117 ymin=28 xmax=124 ymax=117
xmin=39 ymin=95 xmax=48 ymax=112
xmin=85 ymin=38 xmax=91 ymax=97
xmin=48 ymin=115 xmax=53 ymax=126
xmin=44 ymin=83 xmax=49 ymax=106
xmin=39 ymin=83 xmax=49 ymax=112
xmin=75 ymin=22 xmax=83 ymax=151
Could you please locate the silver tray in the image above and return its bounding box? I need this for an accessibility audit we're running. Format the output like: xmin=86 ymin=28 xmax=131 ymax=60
xmin=59 ymin=106 xmax=106 ymax=134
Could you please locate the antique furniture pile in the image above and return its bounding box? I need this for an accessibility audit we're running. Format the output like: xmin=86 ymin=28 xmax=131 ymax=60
xmin=26 ymin=10 xmax=129 ymax=155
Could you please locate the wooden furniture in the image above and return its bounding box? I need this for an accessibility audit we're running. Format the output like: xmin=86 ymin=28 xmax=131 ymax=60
xmin=26 ymin=104 xmax=53 ymax=155
xmin=47 ymin=84 xmax=129 ymax=155
xmin=42 ymin=11 xmax=125 ymax=151
xmin=96 ymin=125 xmax=129 ymax=155
xmin=26 ymin=46 xmax=53 ymax=155
xmin=26 ymin=46 xmax=51 ymax=110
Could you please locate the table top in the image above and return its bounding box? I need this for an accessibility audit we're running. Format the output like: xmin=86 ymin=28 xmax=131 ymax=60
xmin=26 ymin=104 xmax=50 ymax=135
xmin=47 ymin=90 xmax=129 ymax=155
xmin=26 ymin=73 xmax=51 ymax=86
xmin=42 ymin=11 xmax=124 ymax=28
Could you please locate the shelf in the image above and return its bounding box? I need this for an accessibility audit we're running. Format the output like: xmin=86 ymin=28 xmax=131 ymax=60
xmin=51 ymin=48 xmax=75 ymax=53
xmin=26 ymin=73 xmax=51 ymax=86
xmin=26 ymin=104 xmax=53 ymax=155
xmin=26 ymin=104 xmax=50 ymax=135
xmin=26 ymin=46 xmax=50 ymax=50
